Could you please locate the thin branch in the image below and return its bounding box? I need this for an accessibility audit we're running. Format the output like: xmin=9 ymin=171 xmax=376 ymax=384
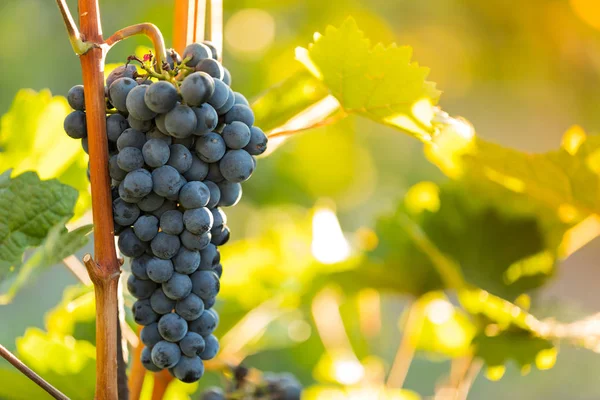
xmin=105 ymin=23 xmax=167 ymax=74
xmin=267 ymin=112 xmax=346 ymax=140
xmin=55 ymin=0 xmax=96 ymax=55
xmin=0 ymin=344 xmax=69 ymax=400
xmin=62 ymin=255 xmax=92 ymax=286
xmin=386 ymin=301 xmax=422 ymax=388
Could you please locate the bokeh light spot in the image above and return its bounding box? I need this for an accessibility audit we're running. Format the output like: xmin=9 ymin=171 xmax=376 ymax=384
xmin=571 ymin=0 xmax=600 ymax=30
xmin=225 ymin=9 xmax=275 ymax=56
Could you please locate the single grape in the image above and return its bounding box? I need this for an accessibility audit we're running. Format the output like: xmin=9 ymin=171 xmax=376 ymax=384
xmin=119 ymin=228 xmax=148 ymax=257
xmin=118 ymin=181 xmax=143 ymax=203
xmin=204 ymin=181 xmax=221 ymax=208
xmin=106 ymin=64 xmax=137 ymax=88
xmin=172 ymin=355 xmax=204 ymax=383
xmin=142 ymin=139 xmax=171 ymax=168
xmin=141 ymin=346 xmax=162 ymax=372
xmin=117 ymin=147 xmax=144 ymax=172
xmin=188 ymin=309 xmax=218 ymax=336
xmin=146 ymin=257 xmax=174 ymax=283
xmin=146 ymin=126 xmax=173 ymax=145
xmin=141 ymin=322 xmax=162 ymax=348
xmin=180 ymin=230 xmax=211 ymax=251
xmin=126 ymin=85 xmax=157 ymax=121
xmin=207 ymin=79 xmax=229 ymax=109
xmin=106 ymin=113 xmax=128 ymax=142
xmin=222 ymin=67 xmax=232 ymax=86
xmin=150 ymin=288 xmax=176 ymax=314
xmin=151 ymin=340 xmax=181 ymax=369
xmin=176 ymin=293 xmax=205 ymax=321
xmin=211 ymin=208 xmax=227 ymax=228
xmin=183 ymin=155 xmax=209 ymax=181
xmin=195 ymin=58 xmax=224 ymax=79
xmin=151 ymin=232 xmax=181 ymax=260
xmin=158 ymin=313 xmax=188 ymax=342
xmin=151 ymin=199 xmax=177 ymax=218
xmin=200 ymin=387 xmax=225 ymax=400
xmin=162 ymin=272 xmax=193 ymax=300
xmin=113 ymin=198 xmax=140 ymax=226
xmin=183 ymin=208 xmax=213 ymax=235
xmin=202 ymin=41 xmax=219 ymax=59
xmin=117 ymin=128 xmax=146 ymax=151
xmin=133 ymin=215 xmax=159 ymax=241
xmin=211 ymin=225 xmax=230 ymax=246
xmin=158 ymin=209 xmax=183 ymax=235
xmin=199 ymin=334 xmax=219 ymax=360
xmin=67 ymin=85 xmax=85 ymax=111
xmin=183 ymin=43 xmax=212 ymax=67
xmin=173 ymin=247 xmax=201 ymax=274
xmin=213 ymin=264 xmax=223 ymax=278
xmin=216 ymin=181 xmax=242 ymax=207
xmin=199 ymin=244 xmax=218 ymax=270
xmin=219 ymin=149 xmax=254 ymax=183
xmin=215 ymin=87 xmax=235 ymax=115
xmin=109 ymin=155 xmax=127 ymax=181
xmin=181 ymin=72 xmax=215 ymax=106
xmin=64 ymin=110 xmax=87 ymax=139
xmin=138 ymin=192 xmax=165 ymax=212
xmin=127 ymin=115 xmax=153 ymax=132
xmin=179 ymin=332 xmax=206 ymax=357
xmin=203 ymin=296 xmax=217 ymax=309
xmin=133 ymin=299 xmax=159 ymax=325
xmin=233 ymin=92 xmax=249 ymax=106
xmin=165 ymin=104 xmax=197 ymax=138
xmin=152 ymin=165 xmax=184 ymax=197
xmin=109 ymin=77 xmax=137 ymax=112
xmin=131 ymin=254 xmax=151 ymax=280
xmin=145 ymin=81 xmax=179 ymax=113
xmin=194 ymin=132 xmax=226 ymax=163
xmin=179 ymin=181 xmax=210 ymax=209
xmin=192 ymin=104 xmax=218 ymax=135
xmin=222 ymin=121 xmax=251 ymax=149
xmin=206 ymin=162 xmax=224 ymax=183
xmin=167 ymin=144 xmax=193 ymax=173
xmin=244 ymin=126 xmax=268 ymax=155
xmin=127 ymin=274 xmax=157 ymax=299
xmin=155 ymin=113 xmax=168 ymax=134
xmin=122 ymin=169 xmax=153 ymax=198
xmin=190 ymin=270 xmax=220 ymax=299
xmin=225 ymin=104 xmax=254 ymax=127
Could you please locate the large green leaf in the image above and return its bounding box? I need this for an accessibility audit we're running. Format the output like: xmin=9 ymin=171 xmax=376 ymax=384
xmin=297 ymin=17 xmax=441 ymax=141
xmin=0 ymin=89 xmax=90 ymax=218
xmin=0 ymin=171 xmax=90 ymax=303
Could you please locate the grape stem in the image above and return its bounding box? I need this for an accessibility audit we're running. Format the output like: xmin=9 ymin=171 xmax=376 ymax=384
xmin=105 ymin=23 xmax=168 ymax=74
xmin=0 ymin=344 xmax=69 ymax=400
xmin=55 ymin=0 xmax=97 ymax=55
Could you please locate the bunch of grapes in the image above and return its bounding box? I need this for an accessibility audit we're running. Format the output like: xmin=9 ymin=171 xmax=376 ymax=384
xmin=63 ymin=41 xmax=268 ymax=383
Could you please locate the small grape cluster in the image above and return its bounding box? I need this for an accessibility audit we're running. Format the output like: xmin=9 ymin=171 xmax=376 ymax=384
xmin=63 ymin=41 xmax=267 ymax=383
xmin=200 ymin=365 xmax=302 ymax=400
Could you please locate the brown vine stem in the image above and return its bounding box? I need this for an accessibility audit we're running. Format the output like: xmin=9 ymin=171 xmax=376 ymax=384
xmin=0 ymin=344 xmax=69 ymax=400
xmin=105 ymin=23 xmax=167 ymax=74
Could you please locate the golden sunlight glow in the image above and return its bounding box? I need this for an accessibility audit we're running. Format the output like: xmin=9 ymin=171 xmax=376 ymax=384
xmin=535 ymin=347 xmax=558 ymax=370
xmin=225 ymin=9 xmax=275 ymax=56
xmin=311 ymin=206 xmax=351 ymax=264
xmin=503 ymin=251 xmax=554 ymax=285
xmin=425 ymin=116 xmax=476 ymax=177
xmin=358 ymin=289 xmax=381 ymax=338
xmin=558 ymin=203 xmax=579 ymax=223
xmin=586 ymin=148 xmax=600 ymax=174
xmin=404 ymin=181 xmax=440 ymax=214
xmin=425 ymin=299 xmax=455 ymax=325
xmin=570 ymin=0 xmax=600 ymax=30
xmin=334 ymin=359 xmax=365 ymax=385
xmin=485 ymin=365 xmax=506 ymax=381
xmin=561 ymin=125 xmax=586 ymax=156
xmin=383 ymin=114 xmax=432 ymax=142
xmin=411 ymin=98 xmax=434 ymax=128
xmin=296 ymin=47 xmax=324 ymax=80
xmin=483 ymin=167 xmax=526 ymax=193
xmin=288 ymin=319 xmax=312 ymax=342
xmin=559 ymin=214 xmax=600 ymax=258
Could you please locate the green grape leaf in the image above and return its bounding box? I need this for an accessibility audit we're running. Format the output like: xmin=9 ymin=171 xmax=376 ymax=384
xmin=369 ymin=181 xmax=555 ymax=299
xmin=428 ymin=127 xmax=600 ymax=227
xmin=297 ymin=17 xmax=441 ymax=141
xmin=0 ymin=171 xmax=91 ymax=303
xmin=15 ymin=327 xmax=96 ymax=399
xmin=252 ymin=70 xmax=329 ymax=133
xmin=0 ymin=89 xmax=90 ymax=218
xmin=45 ymin=285 xmax=96 ymax=343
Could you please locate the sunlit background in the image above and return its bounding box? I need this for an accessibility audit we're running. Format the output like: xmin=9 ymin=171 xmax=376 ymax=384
xmin=2 ymin=0 xmax=600 ymax=399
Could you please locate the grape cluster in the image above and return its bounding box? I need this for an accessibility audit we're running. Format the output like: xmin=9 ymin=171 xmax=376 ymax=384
xmin=63 ymin=41 xmax=268 ymax=383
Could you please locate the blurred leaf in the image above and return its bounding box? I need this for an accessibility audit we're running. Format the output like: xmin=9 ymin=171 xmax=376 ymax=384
xmin=252 ymin=70 xmax=329 ymax=133
xmin=369 ymin=181 xmax=554 ymax=298
xmin=46 ymin=285 xmax=96 ymax=343
xmin=0 ymin=367 xmax=53 ymax=400
xmin=298 ymin=17 xmax=441 ymax=141
xmin=473 ymin=332 xmax=554 ymax=370
xmin=0 ymin=171 xmax=90 ymax=303
xmin=0 ymin=89 xmax=90 ymax=218
xmin=15 ymin=328 xmax=96 ymax=400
